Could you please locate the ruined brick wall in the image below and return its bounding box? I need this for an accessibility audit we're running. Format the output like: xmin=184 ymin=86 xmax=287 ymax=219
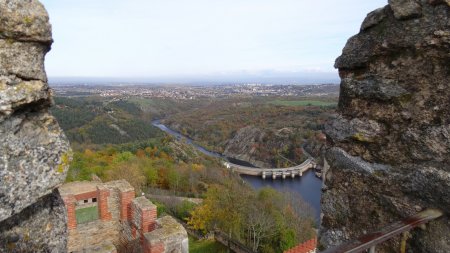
xmin=60 ymin=180 xmax=165 ymax=252
xmin=131 ymin=197 xmax=157 ymax=243
xmin=98 ymin=185 xmax=113 ymax=221
xmin=63 ymin=195 xmax=77 ymax=230
xmin=143 ymin=216 xmax=188 ymax=253
xmin=60 ymin=180 xmax=133 ymax=252
xmin=60 ymin=179 xmax=187 ymax=253
xmin=120 ymin=190 xmax=135 ymax=221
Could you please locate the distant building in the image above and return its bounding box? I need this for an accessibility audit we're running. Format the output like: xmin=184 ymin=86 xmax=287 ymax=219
xmin=59 ymin=180 xmax=188 ymax=253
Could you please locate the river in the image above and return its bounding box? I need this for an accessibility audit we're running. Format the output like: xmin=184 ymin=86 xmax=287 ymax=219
xmin=152 ymin=120 xmax=322 ymax=221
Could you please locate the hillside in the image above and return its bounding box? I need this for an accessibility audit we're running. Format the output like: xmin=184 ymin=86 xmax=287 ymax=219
xmin=51 ymin=95 xmax=336 ymax=168
xmin=51 ymin=96 xmax=207 ymax=149
xmin=164 ymin=97 xmax=336 ymax=167
xmin=48 ymin=94 xmax=319 ymax=252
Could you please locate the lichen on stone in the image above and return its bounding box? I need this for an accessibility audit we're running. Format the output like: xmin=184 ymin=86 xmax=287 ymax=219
xmin=0 ymin=0 xmax=71 ymax=251
xmin=321 ymin=1 xmax=450 ymax=252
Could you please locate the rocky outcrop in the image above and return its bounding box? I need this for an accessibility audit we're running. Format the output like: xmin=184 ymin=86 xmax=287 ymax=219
xmin=223 ymin=126 xmax=271 ymax=168
xmin=0 ymin=0 xmax=71 ymax=251
xmin=321 ymin=1 xmax=450 ymax=252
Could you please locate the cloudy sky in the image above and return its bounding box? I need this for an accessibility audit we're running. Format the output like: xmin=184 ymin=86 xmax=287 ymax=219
xmin=41 ymin=0 xmax=387 ymax=84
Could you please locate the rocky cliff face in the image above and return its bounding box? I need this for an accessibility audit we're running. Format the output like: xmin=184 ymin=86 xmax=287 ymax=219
xmin=223 ymin=126 xmax=271 ymax=168
xmin=0 ymin=0 xmax=71 ymax=251
xmin=321 ymin=1 xmax=450 ymax=252
xmin=223 ymin=126 xmax=303 ymax=168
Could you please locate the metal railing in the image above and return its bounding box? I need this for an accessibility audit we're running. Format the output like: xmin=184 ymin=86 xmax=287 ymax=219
xmin=321 ymin=209 xmax=443 ymax=253
xmin=214 ymin=230 xmax=256 ymax=253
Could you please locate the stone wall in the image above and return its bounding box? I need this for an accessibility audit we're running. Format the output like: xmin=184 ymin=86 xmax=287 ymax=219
xmin=321 ymin=1 xmax=450 ymax=252
xmin=0 ymin=0 xmax=71 ymax=251
xmin=68 ymin=220 xmax=119 ymax=252
xmin=60 ymin=180 xmax=188 ymax=253
xmin=131 ymin=197 xmax=157 ymax=244
xmin=143 ymin=216 xmax=188 ymax=253
xmin=60 ymin=180 xmax=133 ymax=252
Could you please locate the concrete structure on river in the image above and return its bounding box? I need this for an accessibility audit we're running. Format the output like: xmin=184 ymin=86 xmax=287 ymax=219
xmin=223 ymin=158 xmax=316 ymax=179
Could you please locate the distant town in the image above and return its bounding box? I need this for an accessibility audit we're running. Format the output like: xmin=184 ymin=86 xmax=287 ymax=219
xmin=52 ymin=83 xmax=340 ymax=99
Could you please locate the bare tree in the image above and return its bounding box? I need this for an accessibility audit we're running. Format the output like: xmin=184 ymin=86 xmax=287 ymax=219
xmin=243 ymin=202 xmax=277 ymax=252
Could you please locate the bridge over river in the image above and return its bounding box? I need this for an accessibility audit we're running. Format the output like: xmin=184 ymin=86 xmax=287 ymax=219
xmin=223 ymin=158 xmax=316 ymax=179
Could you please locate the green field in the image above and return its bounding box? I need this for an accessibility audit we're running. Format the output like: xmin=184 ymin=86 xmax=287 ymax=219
xmin=269 ymin=100 xmax=337 ymax=107
xmin=75 ymin=206 xmax=99 ymax=224
xmin=189 ymin=236 xmax=227 ymax=253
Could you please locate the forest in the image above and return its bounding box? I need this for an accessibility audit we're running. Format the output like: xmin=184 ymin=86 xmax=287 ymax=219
xmin=51 ymin=95 xmax=326 ymax=252
xmin=66 ymin=135 xmax=315 ymax=253
xmin=51 ymin=96 xmax=198 ymax=149
xmin=163 ymin=97 xmax=335 ymax=167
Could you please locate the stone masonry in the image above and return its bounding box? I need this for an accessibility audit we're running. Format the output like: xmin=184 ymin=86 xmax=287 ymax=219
xmin=59 ymin=180 xmax=188 ymax=253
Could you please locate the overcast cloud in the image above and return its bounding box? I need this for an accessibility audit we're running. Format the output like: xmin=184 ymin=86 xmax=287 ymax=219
xmin=41 ymin=0 xmax=387 ymax=83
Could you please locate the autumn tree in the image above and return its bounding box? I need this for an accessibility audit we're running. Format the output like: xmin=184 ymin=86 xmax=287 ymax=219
xmin=106 ymin=163 xmax=146 ymax=194
xmin=188 ymin=184 xmax=315 ymax=253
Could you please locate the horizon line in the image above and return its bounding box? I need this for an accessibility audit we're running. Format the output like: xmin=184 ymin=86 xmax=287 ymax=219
xmin=47 ymin=74 xmax=340 ymax=85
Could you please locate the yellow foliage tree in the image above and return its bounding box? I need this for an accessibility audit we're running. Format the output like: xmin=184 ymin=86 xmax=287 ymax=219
xmin=84 ymin=149 xmax=94 ymax=157
xmin=187 ymin=203 xmax=213 ymax=233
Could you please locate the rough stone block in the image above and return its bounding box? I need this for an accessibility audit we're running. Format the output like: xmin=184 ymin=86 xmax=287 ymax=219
xmin=361 ymin=7 xmax=387 ymax=31
xmin=0 ymin=40 xmax=49 ymax=82
xmin=0 ymin=190 xmax=68 ymax=252
xmin=0 ymin=0 xmax=70 ymax=251
xmin=0 ymin=111 xmax=71 ymax=222
xmin=322 ymin=1 xmax=450 ymax=252
xmin=388 ymin=0 xmax=422 ymax=20
xmin=0 ymin=0 xmax=52 ymax=43
xmin=0 ymin=80 xmax=50 ymax=120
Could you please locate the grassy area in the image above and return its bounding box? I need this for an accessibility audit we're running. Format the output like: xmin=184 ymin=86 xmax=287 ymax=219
xmin=75 ymin=206 xmax=99 ymax=224
xmin=269 ymin=100 xmax=337 ymax=107
xmin=189 ymin=236 xmax=227 ymax=253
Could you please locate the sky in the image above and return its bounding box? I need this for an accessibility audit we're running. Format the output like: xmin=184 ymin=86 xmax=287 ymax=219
xmin=41 ymin=0 xmax=387 ymax=84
